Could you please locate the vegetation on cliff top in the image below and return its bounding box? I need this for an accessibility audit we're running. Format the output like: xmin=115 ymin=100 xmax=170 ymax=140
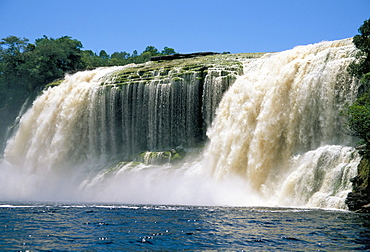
xmin=106 ymin=53 xmax=262 ymax=86
xmin=349 ymin=19 xmax=370 ymax=83
xmin=0 ymin=35 xmax=178 ymax=93
xmin=347 ymin=19 xmax=370 ymax=155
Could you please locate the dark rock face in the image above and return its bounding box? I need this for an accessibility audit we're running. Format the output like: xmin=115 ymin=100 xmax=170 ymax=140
xmin=346 ymin=191 xmax=370 ymax=212
xmin=150 ymin=52 xmax=219 ymax=61
xmin=346 ymin=156 xmax=370 ymax=212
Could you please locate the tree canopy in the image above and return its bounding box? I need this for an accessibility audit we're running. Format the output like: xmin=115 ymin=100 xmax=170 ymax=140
xmin=347 ymin=92 xmax=370 ymax=147
xmin=349 ymin=19 xmax=370 ymax=83
xmin=0 ymin=35 xmax=85 ymax=91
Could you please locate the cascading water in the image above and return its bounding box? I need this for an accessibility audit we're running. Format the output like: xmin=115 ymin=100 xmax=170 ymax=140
xmin=205 ymin=38 xmax=361 ymax=208
xmin=0 ymin=39 xmax=362 ymax=209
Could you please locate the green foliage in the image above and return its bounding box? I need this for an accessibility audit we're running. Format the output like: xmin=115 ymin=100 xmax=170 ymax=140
xmin=354 ymin=19 xmax=370 ymax=54
xmin=81 ymin=50 xmax=102 ymax=68
xmin=347 ymin=19 xmax=370 ymax=155
xmin=0 ymin=36 xmax=30 ymax=55
xmin=0 ymin=36 xmax=32 ymax=90
xmin=80 ymin=45 xmax=177 ymax=67
xmin=111 ymin=51 xmax=130 ymax=61
xmin=0 ymin=35 xmax=85 ymax=91
xmin=346 ymin=92 xmax=370 ymax=148
xmin=99 ymin=50 xmax=109 ymax=59
xmin=349 ymin=19 xmax=370 ymax=82
xmin=143 ymin=45 xmax=159 ymax=55
xmin=161 ymin=46 xmax=176 ymax=55
xmin=108 ymin=45 xmax=177 ymax=65
xmin=28 ymin=36 xmax=85 ymax=88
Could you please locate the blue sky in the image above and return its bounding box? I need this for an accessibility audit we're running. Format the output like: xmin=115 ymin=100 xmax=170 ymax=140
xmin=0 ymin=0 xmax=369 ymax=55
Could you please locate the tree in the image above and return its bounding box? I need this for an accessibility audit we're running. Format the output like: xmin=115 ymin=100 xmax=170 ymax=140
xmin=81 ymin=50 xmax=100 ymax=68
xmin=137 ymin=51 xmax=153 ymax=63
xmin=0 ymin=35 xmax=85 ymax=92
xmin=111 ymin=51 xmax=130 ymax=61
xmin=0 ymin=36 xmax=30 ymax=56
xmin=132 ymin=50 xmax=138 ymax=57
xmin=143 ymin=46 xmax=159 ymax=56
xmin=346 ymin=19 xmax=370 ymax=154
xmin=99 ymin=50 xmax=109 ymax=59
xmin=349 ymin=19 xmax=370 ymax=82
xmin=347 ymin=92 xmax=370 ymax=149
xmin=0 ymin=36 xmax=32 ymax=89
xmin=161 ymin=46 xmax=176 ymax=55
xmin=23 ymin=35 xmax=85 ymax=90
xmin=109 ymin=51 xmax=128 ymax=66
xmin=0 ymin=36 xmax=35 ymax=146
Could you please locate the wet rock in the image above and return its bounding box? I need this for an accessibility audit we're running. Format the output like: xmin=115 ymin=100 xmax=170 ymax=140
xmin=346 ymin=155 xmax=370 ymax=212
xmin=346 ymin=191 xmax=370 ymax=212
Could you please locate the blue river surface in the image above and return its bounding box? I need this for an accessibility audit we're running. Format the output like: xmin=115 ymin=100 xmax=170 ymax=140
xmin=1 ymin=202 xmax=370 ymax=251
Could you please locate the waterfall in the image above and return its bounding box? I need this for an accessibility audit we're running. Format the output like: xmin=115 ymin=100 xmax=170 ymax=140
xmin=0 ymin=39 xmax=362 ymax=209
xmin=205 ymin=38 xmax=361 ymax=207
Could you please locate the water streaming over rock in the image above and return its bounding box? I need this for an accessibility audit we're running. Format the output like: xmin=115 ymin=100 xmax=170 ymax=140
xmin=0 ymin=39 xmax=362 ymax=209
xmin=205 ymin=38 xmax=361 ymax=207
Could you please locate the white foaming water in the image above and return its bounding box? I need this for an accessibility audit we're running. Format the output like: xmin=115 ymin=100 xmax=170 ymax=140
xmin=204 ymin=38 xmax=361 ymax=208
xmin=0 ymin=39 xmax=362 ymax=209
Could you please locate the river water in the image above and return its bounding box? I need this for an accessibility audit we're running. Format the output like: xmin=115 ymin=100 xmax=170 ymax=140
xmin=1 ymin=202 xmax=369 ymax=251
